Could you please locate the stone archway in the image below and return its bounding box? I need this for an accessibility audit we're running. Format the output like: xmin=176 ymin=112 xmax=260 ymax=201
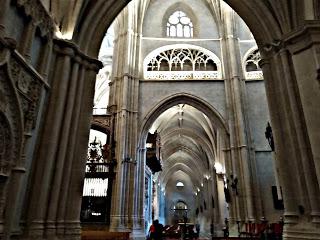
xmin=1 ymin=0 xmax=319 ymax=239
xmin=135 ymin=93 xmax=229 ymax=233
xmin=69 ymin=1 xmax=320 ymax=239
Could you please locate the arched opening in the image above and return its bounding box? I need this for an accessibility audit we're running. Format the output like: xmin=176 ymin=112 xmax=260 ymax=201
xmin=75 ymin=1 xmax=287 ymax=238
xmin=3 ymin=0 xmax=319 ymax=240
xmin=138 ymin=94 xmax=229 ymax=234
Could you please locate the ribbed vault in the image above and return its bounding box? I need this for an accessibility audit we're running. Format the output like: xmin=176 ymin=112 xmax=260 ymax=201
xmin=148 ymin=104 xmax=216 ymax=193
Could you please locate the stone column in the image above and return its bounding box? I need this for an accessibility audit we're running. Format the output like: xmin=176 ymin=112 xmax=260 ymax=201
xmin=18 ymin=21 xmax=36 ymax=62
xmin=63 ymin=64 xmax=99 ymax=239
xmin=108 ymin=5 xmax=141 ymax=233
xmin=259 ymin=54 xmax=301 ymax=228
xmin=46 ymin=56 xmax=80 ymax=238
xmin=222 ymin=8 xmax=255 ymax=222
xmin=259 ymin=36 xmax=320 ymax=237
xmin=222 ymin=144 xmax=237 ymax=223
xmin=131 ymin=147 xmax=146 ymax=238
xmin=56 ymin=64 xmax=85 ymax=236
xmin=210 ymin=170 xmax=221 ymax=226
xmin=25 ymin=39 xmax=102 ymax=239
xmin=283 ymin=22 xmax=320 ymax=227
xmin=26 ymin=41 xmax=73 ymax=238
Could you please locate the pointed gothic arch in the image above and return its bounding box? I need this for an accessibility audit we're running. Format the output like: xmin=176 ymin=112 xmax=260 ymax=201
xmin=243 ymin=46 xmax=263 ymax=80
xmin=161 ymin=2 xmax=198 ymax=38
xmin=138 ymin=92 xmax=228 ymax=157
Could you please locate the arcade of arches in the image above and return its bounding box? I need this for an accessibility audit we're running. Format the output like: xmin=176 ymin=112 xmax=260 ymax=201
xmin=0 ymin=0 xmax=320 ymax=239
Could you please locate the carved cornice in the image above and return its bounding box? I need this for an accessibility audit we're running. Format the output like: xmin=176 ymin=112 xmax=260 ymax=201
xmin=261 ymin=21 xmax=320 ymax=56
xmin=53 ymin=38 xmax=103 ymax=72
xmin=260 ymin=22 xmax=320 ymax=87
xmin=91 ymin=115 xmax=112 ymax=133
xmin=283 ymin=21 xmax=320 ymax=54
xmin=13 ymin=0 xmax=55 ymax=37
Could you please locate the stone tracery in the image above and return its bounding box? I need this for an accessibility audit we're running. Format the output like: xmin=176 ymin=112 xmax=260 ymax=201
xmin=244 ymin=48 xmax=263 ymax=80
xmin=145 ymin=45 xmax=221 ymax=80
xmin=166 ymin=11 xmax=193 ymax=38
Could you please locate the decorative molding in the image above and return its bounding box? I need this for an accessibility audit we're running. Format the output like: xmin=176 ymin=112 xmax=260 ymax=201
xmin=53 ymin=39 xmax=103 ymax=72
xmin=91 ymin=115 xmax=112 ymax=133
xmin=0 ymin=64 xmax=23 ymax=169
xmin=245 ymin=71 xmax=264 ymax=80
xmin=283 ymin=22 xmax=320 ymax=54
xmin=0 ymin=62 xmax=24 ymax=226
xmin=9 ymin=54 xmax=44 ymax=132
xmin=145 ymin=71 xmax=220 ymax=80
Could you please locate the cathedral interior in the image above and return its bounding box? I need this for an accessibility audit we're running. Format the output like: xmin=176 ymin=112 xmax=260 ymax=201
xmin=0 ymin=0 xmax=320 ymax=239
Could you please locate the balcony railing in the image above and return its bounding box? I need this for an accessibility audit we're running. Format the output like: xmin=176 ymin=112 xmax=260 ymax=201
xmin=93 ymin=107 xmax=108 ymax=115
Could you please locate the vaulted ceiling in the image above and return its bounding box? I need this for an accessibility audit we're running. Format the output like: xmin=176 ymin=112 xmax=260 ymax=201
xmin=150 ymin=104 xmax=216 ymax=192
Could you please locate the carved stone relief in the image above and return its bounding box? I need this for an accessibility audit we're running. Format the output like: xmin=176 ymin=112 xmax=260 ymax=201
xmin=0 ymin=63 xmax=23 ymax=171
xmin=0 ymin=66 xmax=17 ymax=227
xmin=9 ymin=55 xmax=43 ymax=131
xmin=0 ymin=89 xmax=7 ymax=111
xmin=0 ymin=113 xmax=11 ymax=177
xmin=92 ymin=115 xmax=112 ymax=133
xmin=14 ymin=0 xmax=55 ymax=37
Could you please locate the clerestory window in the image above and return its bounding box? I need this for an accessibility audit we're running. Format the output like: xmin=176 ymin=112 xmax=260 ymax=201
xmin=144 ymin=45 xmax=221 ymax=80
xmin=244 ymin=48 xmax=263 ymax=80
xmin=166 ymin=11 xmax=193 ymax=38
xmin=245 ymin=49 xmax=261 ymax=72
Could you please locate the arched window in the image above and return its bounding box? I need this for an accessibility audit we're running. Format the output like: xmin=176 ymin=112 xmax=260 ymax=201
xmin=175 ymin=201 xmax=187 ymax=210
xmin=244 ymin=48 xmax=263 ymax=80
xmin=176 ymin=181 xmax=184 ymax=187
xmin=245 ymin=49 xmax=261 ymax=72
xmin=166 ymin=11 xmax=193 ymax=38
xmin=144 ymin=44 xmax=222 ymax=80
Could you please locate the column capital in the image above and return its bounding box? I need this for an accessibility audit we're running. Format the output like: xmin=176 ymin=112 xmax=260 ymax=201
xmin=283 ymin=21 xmax=320 ymax=55
xmin=260 ymin=21 xmax=320 ymax=57
xmin=53 ymin=38 xmax=103 ymax=72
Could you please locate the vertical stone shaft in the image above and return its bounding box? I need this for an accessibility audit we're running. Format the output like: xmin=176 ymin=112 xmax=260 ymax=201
xmin=27 ymin=46 xmax=72 ymax=237
xmin=109 ymin=5 xmax=140 ymax=232
xmin=223 ymin=8 xmax=255 ymax=221
xmin=259 ymin=56 xmax=299 ymax=224
xmin=19 ymin=21 xmax=36 ymax=62
xmin=46 ymin=58 xmax=80 ymax=236
xmin=56 ymin=65 xmax=85 ymax=233
xmin=64 ymin=66 xmax=98 ymax=239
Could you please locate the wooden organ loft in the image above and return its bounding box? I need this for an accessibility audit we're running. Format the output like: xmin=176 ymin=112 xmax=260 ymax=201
xmin=146 ymin=131 xmax=162 ymax=174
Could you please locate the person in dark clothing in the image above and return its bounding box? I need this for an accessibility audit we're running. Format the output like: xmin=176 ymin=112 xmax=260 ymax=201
xmin=154 ymin=219 xmax=163 ymax=240
xmin=148 ymin=220 xmax=156 ymax=240
xmin=195 ymin=223 xmax=200 ymax=238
